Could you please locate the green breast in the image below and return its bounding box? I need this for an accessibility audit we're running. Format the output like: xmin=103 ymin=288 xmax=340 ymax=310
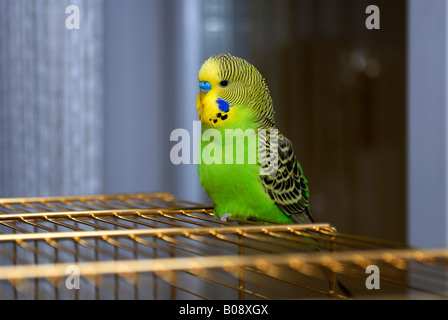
xmin=197 ymin=128 xmax=291 ymax=223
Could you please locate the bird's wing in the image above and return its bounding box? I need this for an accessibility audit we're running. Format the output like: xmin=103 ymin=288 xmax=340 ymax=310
xmin=259 ymin=130 xmax=313 ymax=224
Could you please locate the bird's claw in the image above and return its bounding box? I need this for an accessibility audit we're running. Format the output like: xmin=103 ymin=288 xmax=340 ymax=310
xmin=220 ymin=213 xmax=231 ymax=222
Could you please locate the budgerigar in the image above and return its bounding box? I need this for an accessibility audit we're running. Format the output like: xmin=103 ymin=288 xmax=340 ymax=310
xmin=196 ymin=54 xmax=313 ymax=224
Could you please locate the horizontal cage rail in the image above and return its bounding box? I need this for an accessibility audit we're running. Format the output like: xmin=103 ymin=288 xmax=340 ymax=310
xmin=0 ymin=193 xmax=446 ymax=300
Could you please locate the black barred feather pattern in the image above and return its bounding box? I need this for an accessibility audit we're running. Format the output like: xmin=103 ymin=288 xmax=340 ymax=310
xmin=259 ymin=129 xmax=313 ymax=224
xmin=210 ymin=54 xmax=276 ymax=128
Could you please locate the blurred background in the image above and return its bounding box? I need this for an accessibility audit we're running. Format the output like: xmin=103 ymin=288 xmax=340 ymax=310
xmin=0 ymin=0 xmax=446 ymax=248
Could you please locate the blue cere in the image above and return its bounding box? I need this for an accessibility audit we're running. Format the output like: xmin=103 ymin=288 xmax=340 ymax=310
xmin=199 ymin=81 xmax=211 ymax=92
xmin=217 ymin=98 xmax=232 ymax=113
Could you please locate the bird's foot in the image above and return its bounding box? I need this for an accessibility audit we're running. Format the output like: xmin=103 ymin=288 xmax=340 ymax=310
xmin=220 ymin=213 xmax=231 ymax=222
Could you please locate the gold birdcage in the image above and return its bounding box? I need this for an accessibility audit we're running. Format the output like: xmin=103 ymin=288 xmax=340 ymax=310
xmin=0 ymin=192 xmax=447 ymax=300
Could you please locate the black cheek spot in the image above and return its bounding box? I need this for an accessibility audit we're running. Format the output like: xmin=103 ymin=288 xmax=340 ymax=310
xmin=217 ymin=113 xmax=222 ymax=118
xmin=213 ymin=119 xmax=218 ymax=124
xmin=221 ymin=114 xmax=228 ymax=121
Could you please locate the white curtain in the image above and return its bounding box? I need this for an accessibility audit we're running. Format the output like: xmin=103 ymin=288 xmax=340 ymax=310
xmin=0 ymin=0 xmax=104 ymax=197
xmin=0 ymin=0 xmax=243 ymax=204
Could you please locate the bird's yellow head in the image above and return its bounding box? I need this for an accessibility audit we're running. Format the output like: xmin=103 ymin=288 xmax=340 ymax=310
xmin=196 ymin=54 xmax=275 ymax=129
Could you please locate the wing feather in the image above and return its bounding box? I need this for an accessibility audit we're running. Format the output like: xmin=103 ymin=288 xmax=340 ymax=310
xmin=259 ymin=130 xmax=313 ymax=224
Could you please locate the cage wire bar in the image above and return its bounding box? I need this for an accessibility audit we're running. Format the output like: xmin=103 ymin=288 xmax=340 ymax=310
xmin=0 ymin=192 xmax=447 ymax=300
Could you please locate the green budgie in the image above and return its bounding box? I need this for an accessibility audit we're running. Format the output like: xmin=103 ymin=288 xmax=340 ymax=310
xmin=196 ymin=54 xmax=313 ymax=224
xmin=196 ymin=55 xmax=353 ymax=297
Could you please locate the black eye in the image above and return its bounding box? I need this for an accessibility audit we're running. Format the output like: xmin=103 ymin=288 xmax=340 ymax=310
xmin=219 ymin=80 xmax=229 ymax=88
